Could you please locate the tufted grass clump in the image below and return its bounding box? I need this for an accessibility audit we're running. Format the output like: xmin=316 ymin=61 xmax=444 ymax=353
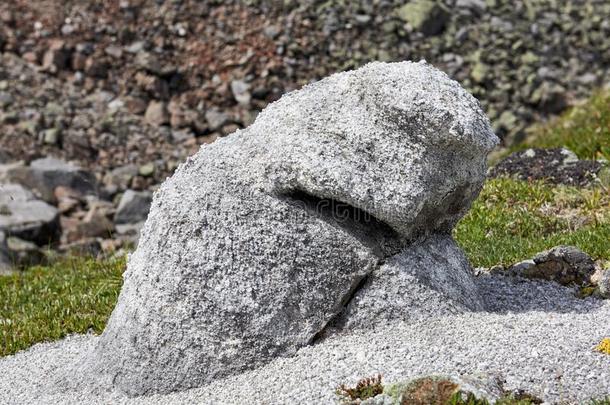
xmin=336 ymin=374 xmax=383 ymax=404
xmin=0 ymin=256 xmax=125 ymax=356
xmin=596 ymin=338 xmax=610 ymax=355
xmin=454 ymin=177 xmax=610 ymax=268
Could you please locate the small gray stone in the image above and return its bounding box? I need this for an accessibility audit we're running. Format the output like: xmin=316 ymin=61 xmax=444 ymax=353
xmin=60 ymin=24 xmax=74 ymax=36
xmin=144 ymin=101 xmax=169 ymax=126
xmin=138 ymin=163 xmax=155 ymax=178
xmin=395 ymin=0 xmax=449 ymax=36
xmin=490 ymin=148 xmax=602 ymax=187
xmin=104 ymin=45 xmax=123 ymax=59
xmin=230 ymin=80 xmax=251 ymax=106
xmin=125 ymin=41 xmax=145 ymax=54
xmin=530 ymin=82 xmax=568 ymax=114
xmin=114 ymin=190 xmax=152 ymax=225
xmin=115 ymin=221 xmax=145 ymax=246
xmin=135 ymin=52 xmax=162 ymax=75
xmin=204 ymin=108 xmax=229 ymax=130
xmin=456 ymin=0 xmax=487 ymax=13
xmin=0 ymin=183 xmax=59 ymax=245
xmin=42 ymin=128 xmax=61 ymax=145
xmin=0 ymin=182 xmax=35 ymax=203
xmin=263 ymin=25 xmax=281 ymax=39
xmin=2 ymin=157 xmax=98 ymax=203
xmin=62 ymin=211 xmax=114 ymax=243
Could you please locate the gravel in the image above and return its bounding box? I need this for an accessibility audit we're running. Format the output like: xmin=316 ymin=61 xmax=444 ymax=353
xmin=0 ymin=274 xmax=608 ymax=404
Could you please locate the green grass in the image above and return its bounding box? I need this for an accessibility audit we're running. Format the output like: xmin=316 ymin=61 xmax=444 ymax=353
xmin=454 ymin=177 xmax=610 ymax=268
xmin=0 ymin=256 xmax=124 ymax=357
xmin=518 ymin=89 xmax=610 ymax=161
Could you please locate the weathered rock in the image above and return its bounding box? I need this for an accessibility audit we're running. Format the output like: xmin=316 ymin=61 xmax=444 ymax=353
xmin=395 ymin=0 xmax=449 ymax=36
xmin=114 ymin=190 xmax=152 ymax=225
xmin=2 ymin=157 xmax=98 ymax=203
xmin=490 ymin=148 xmax=603 ymax=186
xmin=327 ymin=235 xmax=483 ymax=335
xmin=0 ymin=183 xmax=59 ymax=245
xmin=507 ymin=245 xmax=596 ymax=286
xmin=88 ymin=61 xmax=497 ymax=395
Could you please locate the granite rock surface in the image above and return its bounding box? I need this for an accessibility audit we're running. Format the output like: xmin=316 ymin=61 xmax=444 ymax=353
xmin=88 ymin=61 xmax=497 ymax=395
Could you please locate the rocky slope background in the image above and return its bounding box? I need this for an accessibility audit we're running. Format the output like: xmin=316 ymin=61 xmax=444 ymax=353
xmin=1 ymin=0 xmax=610 ymax=265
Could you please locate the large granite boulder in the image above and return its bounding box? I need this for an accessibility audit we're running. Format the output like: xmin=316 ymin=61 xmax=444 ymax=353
xmin=88 ymin=61 xmax=497 ymax=395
